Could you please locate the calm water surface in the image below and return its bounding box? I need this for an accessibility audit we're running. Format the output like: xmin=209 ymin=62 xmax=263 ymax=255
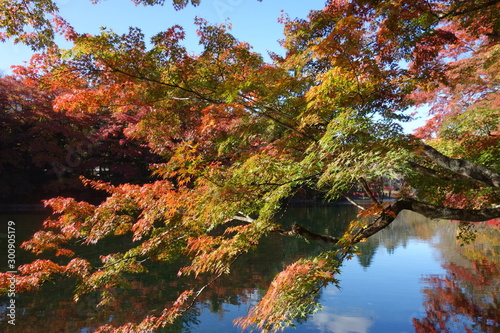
xmin=1 ymin=204 xmax=499 ymax=332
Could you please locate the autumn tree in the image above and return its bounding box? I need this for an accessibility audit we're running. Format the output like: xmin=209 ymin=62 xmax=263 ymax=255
xmin=0 ymin=75 xmax=94 ymax=202
xmin=0 ymin=75 xmax=157 ymax=203
xmin=1 ymin=0 xmax=499 ymax=332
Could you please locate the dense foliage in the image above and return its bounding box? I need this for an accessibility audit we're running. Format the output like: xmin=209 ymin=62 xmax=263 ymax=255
xmin=0 ymin=76 xmax=158 ymax=203
xmin=1 ymin=0 xmax=499 ymax=331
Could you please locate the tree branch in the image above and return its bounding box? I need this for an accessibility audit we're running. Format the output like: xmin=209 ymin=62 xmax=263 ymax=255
xmin=273 ymin=223 xmax=340 ymax=244
xmin=350 ymin=198 xmax=500 ymax=245
xmin=244 ymin=103 xmax=317 ymax=142
xmin=231 ymin=215 xmax=340 ymax=245
xmin=231 ymin=213 xmax=255 ymax=224
xmin=421 ymin=143 xmax=500 ymax=188
xmin=106 ymin=65 xmax=224 ymax=105
xmin=439 ymin=0 xmax=500 ymax=19
xmin=408 ymin=161 xmax=472 ymax=183
xmin=392 ymin=198 xmax=500 ymax=222
xmin=105 ymin=65 xmax=317 ymax=142
xmin=358 ymin=177 xmax=380 ymax=205
xmin=232 ymin=195 xmax=499 ymax=249
xmin=344 ymin=196 xmax=366 ymax=210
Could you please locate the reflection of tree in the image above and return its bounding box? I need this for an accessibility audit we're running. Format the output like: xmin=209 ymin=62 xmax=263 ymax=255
xmin=2 ymin=209 xmax=498 ymax=332
xmin=0 ymin=205 xmax=354 ymax=333
xmin=356 ymin=242 xmax=377 ymax=269
xmin=355 ymin=210 xmax=439 ymax=268
xmin=414 ymin=223 xmax=500 ymax=333
xmin=0 ymin=244 xmax=261 ymax=332
xmin=0 ymin=266 xmax=199 ymax=333
xmin=414 ymin=262 xmax=500 ymax=332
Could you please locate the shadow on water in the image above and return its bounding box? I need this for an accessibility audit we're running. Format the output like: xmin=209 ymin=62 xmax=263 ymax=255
xmin=0 ymin=205 xmax=499 ymax=332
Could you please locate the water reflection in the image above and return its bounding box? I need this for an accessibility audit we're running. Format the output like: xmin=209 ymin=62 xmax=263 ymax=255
xmin=413 ymin=218 xmax=500 ymax=333
xmin=310 ymin=311 xmax=373 ymax=333
xmin=1 ymin=205 xmax=499 ymax=332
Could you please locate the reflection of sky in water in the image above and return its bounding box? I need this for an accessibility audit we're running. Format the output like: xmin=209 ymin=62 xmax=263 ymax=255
xmin=194 ymin=236 xmax=448 ymax=333
xmin=310 ymin=311 xmax=373 ymax=333
xmin=304 ymin=240 xmax=446 ymax=333
xmin=2 ymin=210 xmax=497 ymax=332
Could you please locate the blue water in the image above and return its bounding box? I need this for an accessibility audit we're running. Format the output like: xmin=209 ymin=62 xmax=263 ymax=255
xmin=1 ymin=206 xmax=499 ymax=332
xmin=192 ymin=230 xmax=447 ymax=333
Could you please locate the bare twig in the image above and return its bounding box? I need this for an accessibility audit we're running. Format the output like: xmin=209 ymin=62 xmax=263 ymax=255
xmin=358 ymin=177 xmax=380 ymax=205
xmin=344 ymin=196 xmax=366 ymax=210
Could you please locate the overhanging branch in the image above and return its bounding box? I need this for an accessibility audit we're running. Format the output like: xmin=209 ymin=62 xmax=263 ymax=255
xmin=392 ymin=198 xmax=500 ymax=222
xmin=351 ymin=198 xmax=500 ymax=244
xmin=231 ymin=214 xmax=340 ymax=245
xmin=273 ymin=223 xmax=340 ymax=244
xmin=421 ymin=143 xmax=500 ymax=188
xmin=408 ymin=161 xmax=471 ymax=183
xmin=231 ymin=196 xmax=499 ymax=248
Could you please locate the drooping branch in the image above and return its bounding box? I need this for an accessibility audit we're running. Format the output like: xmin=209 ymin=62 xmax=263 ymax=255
xmin=273 ymin=223 xmax=340 ymax=244
xmin=344 ymin=196 xmax=366 ymax=210
xmin=421 ymin=143 xmax=500 ymax=188
xmin=231 ymin=214 xmax=340 ymax=245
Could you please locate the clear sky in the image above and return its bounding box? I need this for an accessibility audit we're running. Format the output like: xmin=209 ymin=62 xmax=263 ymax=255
xmin=0 ymin=0 xmax=326 ymax=74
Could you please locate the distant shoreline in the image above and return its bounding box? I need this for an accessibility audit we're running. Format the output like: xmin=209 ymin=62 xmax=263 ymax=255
xmin=0 ymin=203 xmax=48 ymax=213
xmin=1 ymin=197 xmax=400 ymax=213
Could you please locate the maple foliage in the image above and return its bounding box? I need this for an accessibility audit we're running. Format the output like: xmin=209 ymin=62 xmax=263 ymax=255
xmin=0 ymin=75 xmax=157 ymax=203
xmin=0 ymin=75 xmax=96 ymax=202
xmin=1 ymin=0 xmax=500 ymax=332
xmin=234 ymin=254 xmax=341 ymax=332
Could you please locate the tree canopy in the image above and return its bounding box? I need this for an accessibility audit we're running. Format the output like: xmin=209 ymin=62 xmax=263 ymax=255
xmin=1 ymin=0 xmax=499 ymax=332
xmin=0 ymin=75 xmax=158 ymax=203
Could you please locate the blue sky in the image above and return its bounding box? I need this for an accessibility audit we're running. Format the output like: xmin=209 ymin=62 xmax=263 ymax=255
xmin=0 ymin=0 xmax=325 ymax=74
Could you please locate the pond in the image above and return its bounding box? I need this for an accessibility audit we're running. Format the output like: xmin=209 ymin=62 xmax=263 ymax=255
xmin=1 ymin=203 xmax=499 ymax=332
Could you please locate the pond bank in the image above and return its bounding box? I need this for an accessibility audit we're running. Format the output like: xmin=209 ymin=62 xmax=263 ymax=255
xmin=0 ymin=203 xmax=48 ymax=213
